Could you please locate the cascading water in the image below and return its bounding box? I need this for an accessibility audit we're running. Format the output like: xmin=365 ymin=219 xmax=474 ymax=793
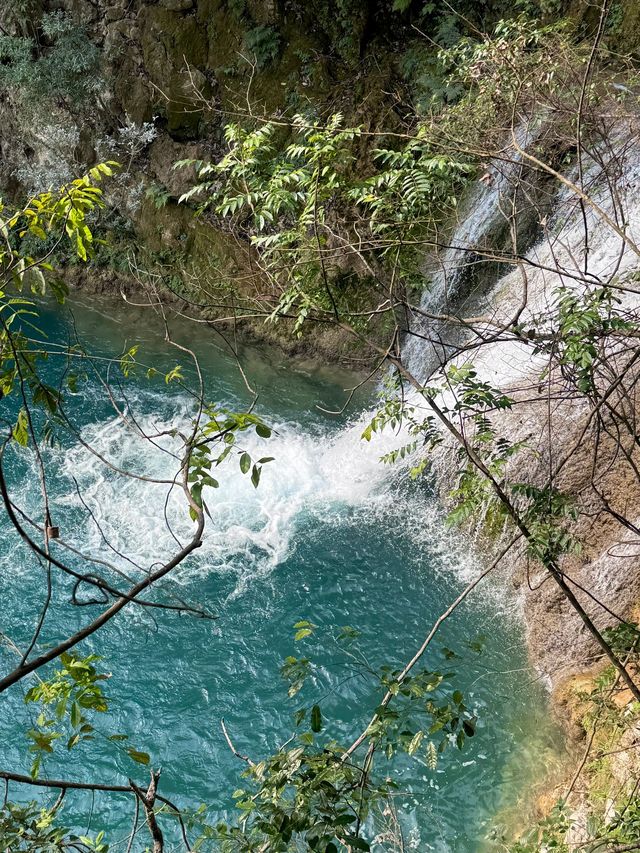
xmin=12 ymin=117 xmax=629 ymax=846
xmin=464 ymin=133 xmax=640 ymax=392
xmin=0 ymin=133 xmax=596 ymax=853
xmin=0 ymin=248 xmax=562 ymax=847
xmin=404 ymin=122 xmax=540 ymax=383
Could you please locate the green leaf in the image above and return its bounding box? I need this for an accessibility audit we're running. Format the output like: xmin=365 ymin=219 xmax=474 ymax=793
xmin=12 ymin=408 xmax=29 ymax=446
xmin=407 ymin=730 xmax=424 ymax=755
xmin=165 ymin=364 xmax=183 ymax=384
xmin=426 ymin=740 xmax=438 ymax=770
xmin=337 ymin=625 xmax=361 ymax=642
xmin=310 ymin=704 xmax=323 ymax=733
xmin=30 ymin=754 xmax=41 ymax=780
xmin=344 ymin=837 xmax=370 ymax=851
xmin=255 ymin=423 xmax=271 ymax=438
xmin=70 ymin=702 xmax=82 ymax=728
xmin=333 ymin=815 xmax=356 ymax=826
xmin=127 ymin=748 xmax=150 ymax=765
xmin=251 ymin=464 xmax=261 ymax=488
xmin=239 ymin=452 xmax=251 ymax=474
xmin=463 ymin=717 xmax=477 ymax=737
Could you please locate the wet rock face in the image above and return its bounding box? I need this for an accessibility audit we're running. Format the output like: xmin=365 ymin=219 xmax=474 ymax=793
xmin=0 ymin=0 xmax=403 ymax=366
xmin=160 ymin=0 xmax=196 ymax=10
xmin=0 ymin=0 xmax=437 ymax=214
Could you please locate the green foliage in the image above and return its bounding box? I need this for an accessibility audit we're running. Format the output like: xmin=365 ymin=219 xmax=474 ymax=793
xmin=105 ymin=352 xmax=276 ymax=522
xmin=364 ymin=381 xmax=443 ymax=480
xmin=178 ymin=110 xmax=468 ymax=334
xmin=548 ymin=285 xmax=632 ymax=394
xmin=244 ymin=25 xmax=282 ymax=69
xmin=179 ymin=113 xmax=363 ymax=332
xmin=281 ymin=654 xmax=312 ymax=697
xmin=293 ymin=618 xmax=317 ymax=641
xmin=205 ymin=624 xmax=479 ymax=850
xmin=0 ymin=161 xmax=117 ymax=448
xmin=348 ymin=145 xmax=471 ymax=241
xmin=511 ymin=482 xmax=579 ymax=562
xmin=602 ymin=797 xmax=640 ymax=846
xmin=0 ymin=160 xmax=284 ymax=849
xmin=0 ymin=802 xmax=108 ymax=853
xmin=23 ymin=652 xmax=150 ymax=779
xmin=214 ymin=743 xmax=382 ymax=851
xmin=185 ymin=406 xmax=274 ymax=520
xmin=604 ymin=2 xmax=625 ymax=37
xmin=24 ymin=653 xmax=109 ymax=779
xmin=227 ymin=0 xmax=248 ymax=20
xmin=11 ymin=162 xmax=118 ymax=261
xmin=370 ymin=363 xmax=581 ymax=563
xmin=0 ymin=11 xmax=101 ymax=104
xmin=399 ymin=42 xmax=464 ymax=111
xmin=433 ymin=15 xmax=574 ymax=144
xmin=145 ymin=182 xmax=171 ymax=210
xmin=602 ymin=621 xmax=640 ymax=656
xmin=441 ymin=366 xmax=524 ymax=532
xmin=442 ymin=15 xmax=568 ymax=97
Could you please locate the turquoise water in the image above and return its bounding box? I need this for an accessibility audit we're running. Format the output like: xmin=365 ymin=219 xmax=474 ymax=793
xmin=0 ymin=296 xmax=559 ymax=851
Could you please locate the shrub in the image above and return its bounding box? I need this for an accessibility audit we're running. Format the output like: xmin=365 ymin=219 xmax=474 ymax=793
xmin=244 ymin=25 xmax=282 ymax=69
xmin=0 ymin=11 xmax=101 ymax=104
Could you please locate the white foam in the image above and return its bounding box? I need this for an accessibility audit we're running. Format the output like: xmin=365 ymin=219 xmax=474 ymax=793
xmin=462 ymin=138 xmax=640 ymax=390
xmin=38 ymin=385 xmax=478 ymax=599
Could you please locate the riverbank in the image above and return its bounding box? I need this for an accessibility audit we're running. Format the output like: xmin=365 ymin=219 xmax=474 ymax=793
xmin=64 ymin=262 xmax=383 ymax=370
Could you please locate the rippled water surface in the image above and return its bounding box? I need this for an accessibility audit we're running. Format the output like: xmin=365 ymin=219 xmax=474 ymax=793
xmin=0 ymin=296 xmax=560 ymax=850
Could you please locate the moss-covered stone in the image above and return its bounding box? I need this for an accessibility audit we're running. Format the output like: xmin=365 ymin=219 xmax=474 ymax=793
xmin=138 ymin=4 xmax=210 ymax=136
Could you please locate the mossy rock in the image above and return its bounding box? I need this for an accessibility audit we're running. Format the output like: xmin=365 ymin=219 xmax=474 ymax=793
xmin=567 ymin=0 xmax=640 ymax=56
xmin=605 ymin=0 xmax=640 ymax=56
xmin=134 ymin=197 xmax=247 ymax=285
xmin=139 ymin=4 xmax=210 ymax=135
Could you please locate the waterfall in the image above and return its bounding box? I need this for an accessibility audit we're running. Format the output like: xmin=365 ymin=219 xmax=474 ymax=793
xmin=404 ymin=121 xmax=539 ymax=383
xmin=26 ymin=127 xmax=640 ymax=603
xmin=467 ymin=133 xmax=640 ymax=392
xmin=401 ymin=121 xmax=640 ymax=398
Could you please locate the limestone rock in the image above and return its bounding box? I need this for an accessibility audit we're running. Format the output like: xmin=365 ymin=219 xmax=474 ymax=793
xmin=160 ymin=0 xmax=195 ymax=10
xmin=149 ymin=135 xmax=206 ymax=199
